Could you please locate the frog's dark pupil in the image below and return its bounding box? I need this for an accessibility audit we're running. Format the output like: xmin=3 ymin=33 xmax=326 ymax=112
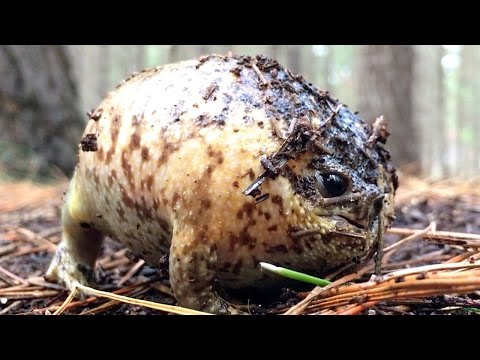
xmin=323 ymin=174 xmax=347 ymax=197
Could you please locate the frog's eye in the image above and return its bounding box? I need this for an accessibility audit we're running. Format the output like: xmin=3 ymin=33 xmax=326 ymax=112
xmin=315 ymin=172 xmax=349 ymax=198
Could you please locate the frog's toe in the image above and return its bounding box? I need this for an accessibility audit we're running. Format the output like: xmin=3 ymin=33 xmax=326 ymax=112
xmin=45 ymin=244 xmax=93 ymax=295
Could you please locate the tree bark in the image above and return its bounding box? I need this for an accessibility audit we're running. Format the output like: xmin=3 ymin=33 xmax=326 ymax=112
xmin=356 ymin=45 xmax=418 ymax=168
xmin=0 ymin=45 xmax=83 ymax=177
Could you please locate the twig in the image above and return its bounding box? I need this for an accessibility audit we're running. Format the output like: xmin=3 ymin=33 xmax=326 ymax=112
xmin=28 ymin=277 xmax=65 ymax=291
xmin=118 ymin=259 xmax=145 ymax=286
xmin=377 ymin=262 xmax=480 ymax=283
xmin=383 ymin=223 xmax=433 ymax=254
xmin=150 ymin=282 xmax=174 ymax=297
xmin=306 ymin=273 xmax=480 ymax=313
xmin=387 ymin=227 xmax=480 ymax=241
xmin=318 ymin=103 xmax=343 ymax=128
xmin=283 ymin=265 xmax=372 ymax=315
xmin=80 ymin=286 xmax=150 ymax=315
xmin=0 ymin=244 xmax=16 ymax=257
xmin=8 ymin=226 xmax=57 ymax=250
xmin=0 ymin=266 xmax=28 ymax=285
xmin=251 ymin=63 xmax=268 ymax=88
xmin=336 ymin=301 xmax=379 ymax=315
xmin=0 ymin=300 xmax=22 ymax=315
xmin=44 ymin=280 xmax=157 ymax=313
xmin=0 ymin=244 xmax=53 ymax=264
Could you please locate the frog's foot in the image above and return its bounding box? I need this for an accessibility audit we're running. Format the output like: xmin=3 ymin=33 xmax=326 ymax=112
xmin=169 ymin=230 xmax=251 ymax=315
xmin=45 ymin=243 xmax=94 ymax=297
xmin=218 ymin=296 xmax=256 ymax=315
xmin=224 ymin=303 xmax=251 ymax=315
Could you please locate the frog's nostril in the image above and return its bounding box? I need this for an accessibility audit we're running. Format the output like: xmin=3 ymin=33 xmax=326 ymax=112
xmin=373 ymin=195 xmax=384 ymax=213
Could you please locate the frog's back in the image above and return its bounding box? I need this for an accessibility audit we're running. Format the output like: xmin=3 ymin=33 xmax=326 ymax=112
xmin=72 ymin=54 xmax=296 ymax=264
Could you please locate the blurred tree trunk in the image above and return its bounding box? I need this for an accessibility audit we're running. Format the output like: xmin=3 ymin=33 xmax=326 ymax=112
xmin=412 ymin=45 xmax=444 ymax=179
xmin=474 ymin=49 xmax=480 ymax=174
xmin=0 ymin=45 xmax=83 ymax=177
xmin=134 ymin=45 xmax=145 ymax=70
xmin=458 ymin=46 xmax=479 ymax=177
xmin=356 ymin=45 xmax=418 ymax=168
xmin=286 ymin=45 xmax=302 ymax=74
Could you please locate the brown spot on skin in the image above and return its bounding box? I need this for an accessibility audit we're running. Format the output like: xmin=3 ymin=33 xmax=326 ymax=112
xmin=267 ymin=225 xmax=278 ymax=232
xmin=96 ymin=147 xmax=104 ymax=161
xmin=265 ymin=244 xmax=288 ymax=254
xmin=200 ymin=198 xmax=211 ymax=209
xmin=196 ymin=229 xmax=208 ymax=244
xmin=257 ymin=121 xmax=264 ymax=128
xmin=271 ymin=195 xmax=284 ymax=215
xmin=111 ymin=169 xmax=117 ymax=179
xmin=236 ymin=202 xmax=255 ymax=220
xmin=157 ymin=141 xmax=180 ymax=166
xmin=121 ymin=152 xmax=135 ymax=190
xmin=229 ymin=227 xmax=257 ymax=251
xmin=243 ymin=168 xmax=255 ymax=181
xmin=172 ymin=192 xmax=181 ymax=208
xmin=232 ymin=181 xmax=239 ymax=188
xmin=80 ymin=134 xmax=98 ymax=152
xmin=132 ymin=114 xmax=142 ymax=126
xmin=105 ymin=124 xmax=119 ymax=163
xmin=130 ymin=131 xmax=141 ymax=149
xmin=119 ymin=184 xmax=135 ymax=209
xmin=141 ymin=147 xmax=150 ymax=162
xmin=145 ymin=175 xmax=154 ymax=191
xmin=105 ymin=147 xmax=115 ymax=164
xmin=264 ymin=212 xmax=272 ymax=221
xmin=111 ymin=120 xmax=120 ymax=143
xmin=92 ymin=171 xmax=100 ymax=185
xmin=206 ymin=146 xmax=224 ymax=164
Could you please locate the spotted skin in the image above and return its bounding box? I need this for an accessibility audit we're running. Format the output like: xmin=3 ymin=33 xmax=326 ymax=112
xmin=46 ymin=54 xmax=397 ymax=314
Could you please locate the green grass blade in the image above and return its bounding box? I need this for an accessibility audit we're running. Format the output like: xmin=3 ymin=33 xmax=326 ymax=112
xmin=260 ymin=262 xmax=331 ymax=287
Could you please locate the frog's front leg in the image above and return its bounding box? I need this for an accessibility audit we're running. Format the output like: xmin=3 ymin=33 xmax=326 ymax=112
xmin=169 ymin=228 xmax=246 ymax=315
xmin=45 ymin=177 xmax=105 ymax=291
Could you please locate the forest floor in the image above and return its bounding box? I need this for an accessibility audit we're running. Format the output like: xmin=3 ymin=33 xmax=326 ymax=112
xmin=0 ymin=175 xmax=480 ymax=315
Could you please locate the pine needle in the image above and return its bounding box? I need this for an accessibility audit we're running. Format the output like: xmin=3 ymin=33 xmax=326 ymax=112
xmin=75 ymin=283 xmax=212 ymax=315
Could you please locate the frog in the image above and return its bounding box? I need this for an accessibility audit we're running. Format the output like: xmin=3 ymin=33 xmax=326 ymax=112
xmin=45 ymin=53 xmax=398 ymax=314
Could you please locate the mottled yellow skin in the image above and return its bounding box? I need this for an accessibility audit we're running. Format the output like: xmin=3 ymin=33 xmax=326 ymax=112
xmin=46 ymin=54 xmax=396 ymax=314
